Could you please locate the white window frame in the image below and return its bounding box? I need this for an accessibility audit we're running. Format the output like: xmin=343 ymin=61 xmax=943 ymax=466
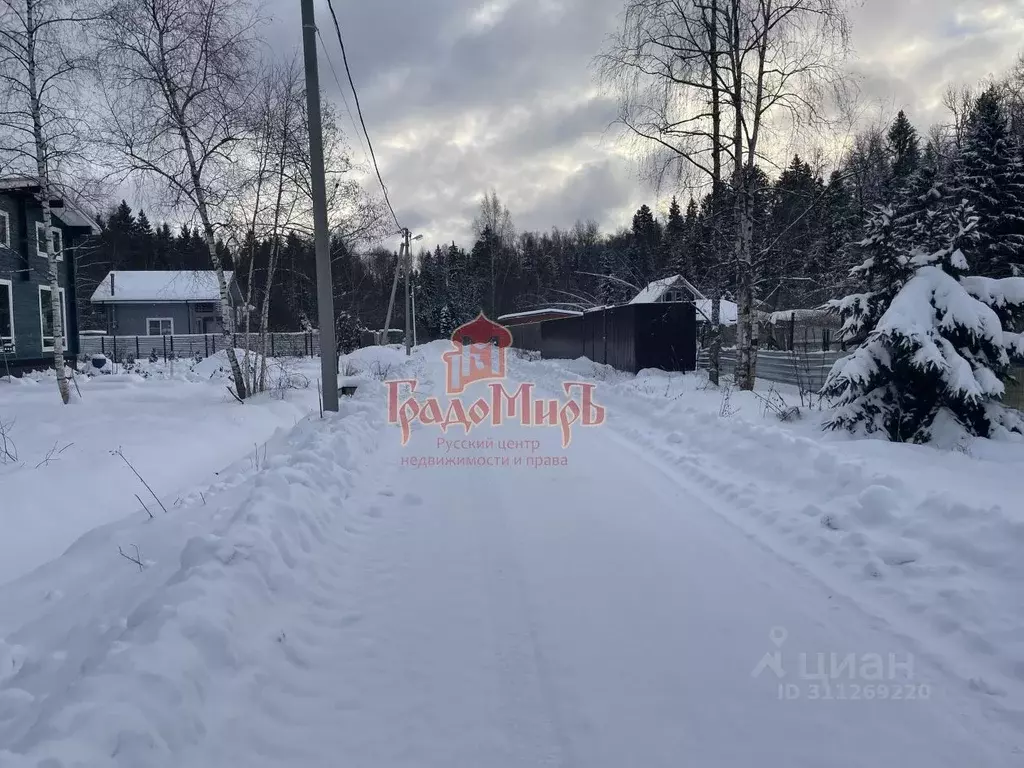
xmin=146 ymin=317 xmax=174 ymax=336
xmin=0 ymin=210 xmax=10 ymax=249
xmin=35 ymin=221 xmax=63 ymax=262
xmin=0 ymin=278 xmax=14 ymax=352
xmin=38 ymin=285 xmax=67 ymax=353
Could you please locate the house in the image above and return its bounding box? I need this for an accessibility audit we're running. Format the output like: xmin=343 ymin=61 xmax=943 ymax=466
xmin=629 ymin=275 xmax=739 ymax=326
xmin=0 ymin=177 xmax=99 ymax=375
xmin=497 ymin=308 xmax=583 ymax=327
xmin=89 ymin=270 xmax=243 ymax=336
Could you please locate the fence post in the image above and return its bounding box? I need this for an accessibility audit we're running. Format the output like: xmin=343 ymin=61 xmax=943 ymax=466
xmin=135 ymin=336 xmax=140 ymax=359
xmin=204 ymin=335 xmax=209 ymax=357
xmin=101 ymin=336 xmax=105 ymax=355
xmin=113 ymin=335 xmax=117 ymax=364
xmin=162 ymin=335 xmax=167 ymax=362
xmin=788 ymin=313 xmax=795 ymax=352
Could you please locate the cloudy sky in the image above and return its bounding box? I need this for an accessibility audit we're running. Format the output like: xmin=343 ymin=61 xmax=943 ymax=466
xmin=266 ymin=0 xmax=1024 ymax=249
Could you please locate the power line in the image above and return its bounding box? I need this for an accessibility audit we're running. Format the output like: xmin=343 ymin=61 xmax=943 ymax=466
xmin=315 ymin=29 xmax=372 ymax=174
xmin=323 ymin=0 xmax=403 ymax=235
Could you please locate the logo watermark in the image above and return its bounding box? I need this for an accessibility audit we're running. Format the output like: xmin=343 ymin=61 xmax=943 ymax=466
xmin=752 ymin=627 xmax=930 ymax=702
xmin=386 ymin=313 xmax=606 ymax=448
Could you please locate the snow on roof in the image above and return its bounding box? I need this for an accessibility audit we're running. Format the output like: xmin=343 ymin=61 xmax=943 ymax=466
xmin=629 ymin=275 xmax=707 ymax=305
xmin=497 ymin=308 xmax=583 ymax=321
xmin=91 ymin=271 xmax=235 ymax=303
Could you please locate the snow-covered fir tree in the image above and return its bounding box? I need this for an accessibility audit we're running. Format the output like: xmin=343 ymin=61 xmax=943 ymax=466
xmin=824 ymin=201 xmax=1024 ymax=443
xmin=955 ymin=87 xmax=1024 ymax=277
xmin=828 ymin=205 xmax=906 ymax=348
xmin=891 ymin=142 xmax=947 ymax=258
xmin=437 ymin=304 xmax=456 ymax=338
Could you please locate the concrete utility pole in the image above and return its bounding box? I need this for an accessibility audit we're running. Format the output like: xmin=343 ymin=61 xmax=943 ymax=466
xmin=403 ymin=228 xmax=412 ymax=356
xmin=411 ymin=284 xmax=418 ymax=346
xmin=300 ymin=0 xmax=338 ymax=411
xmin=383 ymin=242 xmax=402 ymax=345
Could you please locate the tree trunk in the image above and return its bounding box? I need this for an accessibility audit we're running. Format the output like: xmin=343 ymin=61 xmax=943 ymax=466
xmin=202 ymin=224 xmax=246 ymax=399
xmin=26 ymin=0 xmax=69 ymax=404
xmin=734 ymin=172 xmax=757 ymax=390
xmin=258 ymin=237 xmax=282 ymax=390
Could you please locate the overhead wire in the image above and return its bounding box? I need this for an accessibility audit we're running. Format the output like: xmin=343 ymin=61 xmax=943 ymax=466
xmin=323 ymin=0 xmax=404 ymax=236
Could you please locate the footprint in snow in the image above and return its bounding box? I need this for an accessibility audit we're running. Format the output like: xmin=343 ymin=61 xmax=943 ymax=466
xmin=366 ymin=506 xmax=383 ymax=519
xmin=402 ymin=493 xmax=423 ymax=506
xmin=378 ymin=489 xmax=395 ymax=497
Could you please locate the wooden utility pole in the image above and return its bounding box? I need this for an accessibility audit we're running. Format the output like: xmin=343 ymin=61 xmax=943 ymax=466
xmin=300 ymin=0 xmax=339 ymax=411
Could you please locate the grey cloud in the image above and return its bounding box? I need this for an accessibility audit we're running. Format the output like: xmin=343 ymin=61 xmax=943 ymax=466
xmin=260 ymin=0 xmax=1024 ymax=247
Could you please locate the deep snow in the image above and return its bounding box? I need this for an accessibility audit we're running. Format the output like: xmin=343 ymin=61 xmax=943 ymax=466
xmin=1 ymin=344 xmax=1023 ymax=766
xmin=0 ymin=352 xmax=327 ymax=587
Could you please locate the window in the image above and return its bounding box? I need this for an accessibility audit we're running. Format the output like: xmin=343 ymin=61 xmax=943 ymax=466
xmin=38 ymin=285 xmax=67 ymax=352
xmin=0 ymin=210 xmax=10 ymax=249
xmin=0 ymin=279 xmax=13 ymax=353
xmin=147 ymin=318 xmax=174 ymax=336
xmin=35 ymin=221 xmax=63 ymax=261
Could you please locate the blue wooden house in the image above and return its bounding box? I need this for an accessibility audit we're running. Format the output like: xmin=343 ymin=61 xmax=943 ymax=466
xmin=0 ymin=177 xmax=99 ymax=375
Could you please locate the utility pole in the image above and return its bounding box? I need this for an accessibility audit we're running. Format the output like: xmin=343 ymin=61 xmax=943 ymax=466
xmin=300 ymin=0 xmax=338 ymax=412
xmin=411 ymin=284 xmax=418 ymax=346
xmin=383 ymin=242 xmax=402 ymax=345
xmin=403 ymin=227 xmax=412 ymax=356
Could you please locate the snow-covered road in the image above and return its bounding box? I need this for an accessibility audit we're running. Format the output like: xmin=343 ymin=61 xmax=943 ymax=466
xmin=185 ymin=351 xmax=1018 ymax=767
xmin=3 ymin=346 xmax=1022 ymax=766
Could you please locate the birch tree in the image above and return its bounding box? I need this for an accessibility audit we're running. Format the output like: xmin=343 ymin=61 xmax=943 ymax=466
xmin=601 ymin=0 xmax=851 ymax=389
xmin=95 ymin=0 xmax=260 ymax=399
xmin=0 ymin=0 xmax=96 ymax=403
xmin=600 ymin=0 xmax=732 ymax=383
xmin=718 ymin=0 xmax=850 ymax=390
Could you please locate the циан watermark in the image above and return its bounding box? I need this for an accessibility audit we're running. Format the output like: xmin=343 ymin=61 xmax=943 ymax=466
xmin=386 ymin=313 xmax=606 ymax=448
xmin=752 ymin=626 xmax=930 ymax=702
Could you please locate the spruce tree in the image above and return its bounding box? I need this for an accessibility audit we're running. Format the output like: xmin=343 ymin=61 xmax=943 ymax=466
xmin=828 ymin=205 xmax=907 ymax=348
xmin=662 ymin=196 xmax=684 ymax=278
xmin=886 ymin=110 xmax=921 ymax=191
xmin=825 ymin=201 xmax=1024 ymax=443
xmin=630 ymin=204 xmax=661 ymax=284
xmin=955 ymin=87 xmax=1024 ymax=277
xmin=891 ymin=141 xmax=946 ymax=259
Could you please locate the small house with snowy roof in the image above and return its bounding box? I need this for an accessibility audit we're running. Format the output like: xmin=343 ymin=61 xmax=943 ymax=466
xmin=629 ymin=275 xmax=738 ymax=326
xmin=89 ymin=270 xmax=244 ymax=337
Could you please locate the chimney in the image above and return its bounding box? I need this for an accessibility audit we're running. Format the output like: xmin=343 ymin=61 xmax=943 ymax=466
xmin=110 ymin=271 xmax=115 ymax=296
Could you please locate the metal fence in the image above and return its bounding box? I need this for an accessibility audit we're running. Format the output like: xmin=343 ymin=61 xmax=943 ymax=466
xmin=697 ymin=348 xmax=844 ymax=390
xmin=79 ymin=331 xmax=322 ymax=363
xmin=698 ymin=349 xmax=1024 ymax=413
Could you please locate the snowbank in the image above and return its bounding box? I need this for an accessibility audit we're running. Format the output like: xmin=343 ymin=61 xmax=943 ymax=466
xmin=0 ymin=396 xmax=383 ymax=766
xmin=340 ymin=345 xmax=409 ymax=379
xmin=0 ymin=355 xmax=327 ymax=587
xmin=512 ymin=356 xmax=1024 ymax=702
